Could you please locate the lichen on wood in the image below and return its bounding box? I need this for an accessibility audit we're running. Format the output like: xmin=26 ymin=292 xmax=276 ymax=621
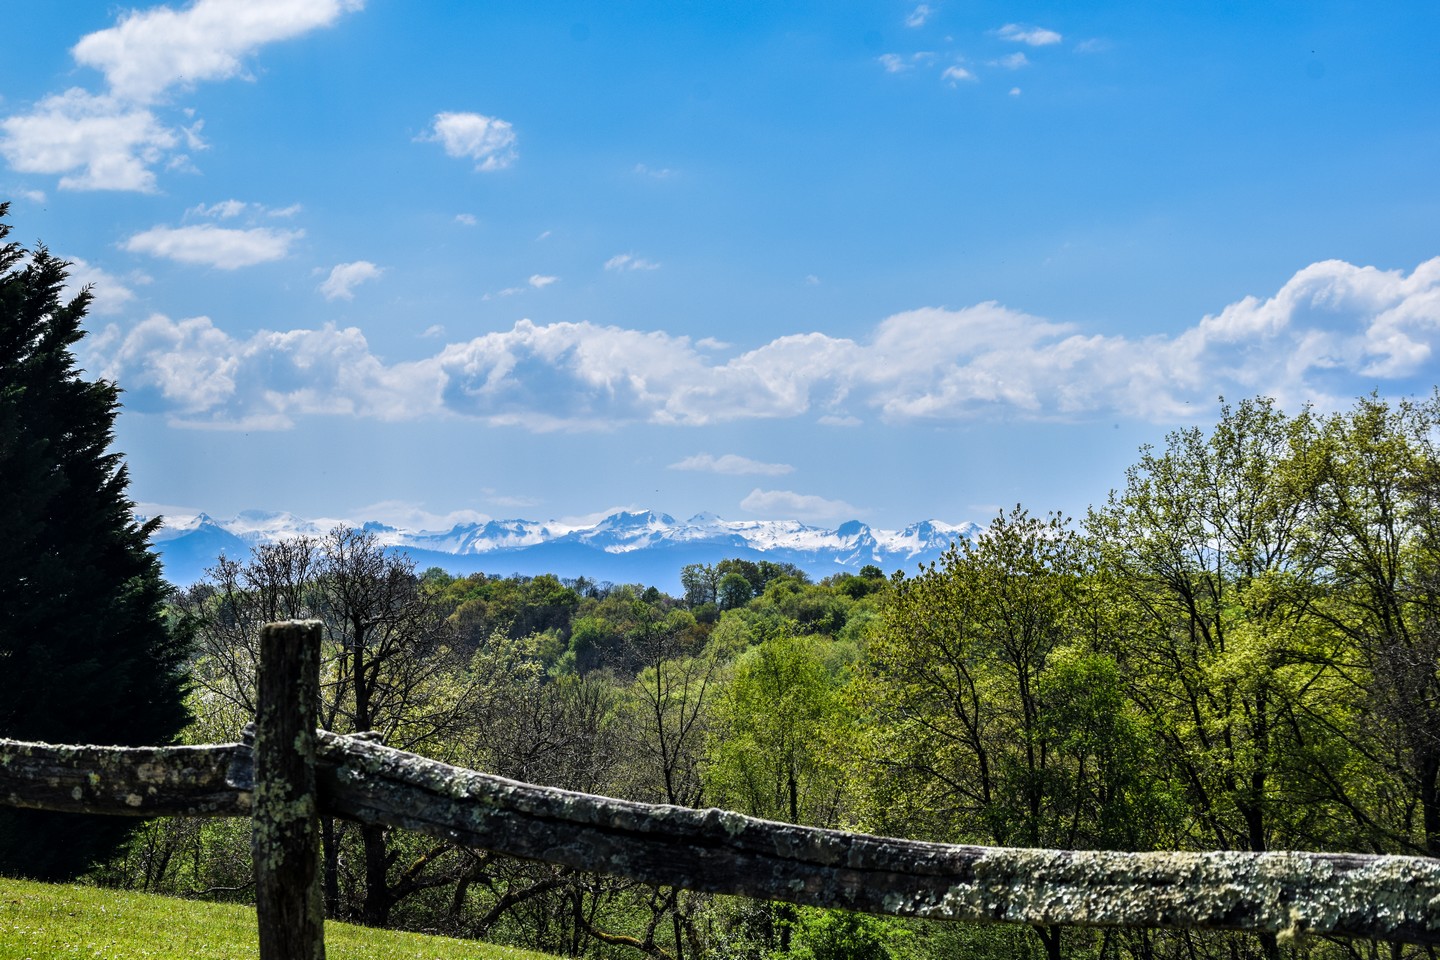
xmin=0 ymin=737 xmax=250 ymax=816
xmin=251 ymin=619 xmax=325 ymax=960
xmin=4 ymin=716 xmax=1439 ymax=945
xmin=307 ymin=731 xmax=1440 ymax=946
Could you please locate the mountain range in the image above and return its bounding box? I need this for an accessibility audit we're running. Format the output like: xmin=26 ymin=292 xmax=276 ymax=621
xmin=145 ymin=509 xmax=982 ymax=592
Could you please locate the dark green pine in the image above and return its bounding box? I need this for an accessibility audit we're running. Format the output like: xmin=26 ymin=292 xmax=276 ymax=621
xmin=0 ymin=201 xmax=193 ymax=880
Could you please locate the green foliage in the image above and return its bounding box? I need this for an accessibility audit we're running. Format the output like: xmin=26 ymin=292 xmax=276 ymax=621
xmin=854 ymin=507 xmax=1125 ymax=848
xmin=718 ymin=570 xmax=754 ymax=609
xmin=706 ymin=624 xmax=851 ymax=826
xmin=779 ymin=908 xmax=913 ymax=960
xmin=1086 ymin=397 xmax=1348 ymax=855
xmin=0 ymin=203 xmax=192 ymax=880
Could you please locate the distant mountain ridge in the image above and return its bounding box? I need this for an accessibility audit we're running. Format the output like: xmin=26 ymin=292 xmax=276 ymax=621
xmin=145 ymin=509 xmax=982 ymax=592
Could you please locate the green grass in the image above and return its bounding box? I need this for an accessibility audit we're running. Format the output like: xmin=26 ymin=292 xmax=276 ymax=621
xmin=0 ymin=876 xmax=559 ymax=960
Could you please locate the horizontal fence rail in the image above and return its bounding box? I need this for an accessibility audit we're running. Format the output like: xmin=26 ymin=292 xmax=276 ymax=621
xmin=4 ymin=731 xmax=1440 ymax=945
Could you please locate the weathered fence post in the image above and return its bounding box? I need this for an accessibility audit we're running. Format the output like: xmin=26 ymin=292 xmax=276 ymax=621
xmin=252 ymin=620 xmax=325 ymax=960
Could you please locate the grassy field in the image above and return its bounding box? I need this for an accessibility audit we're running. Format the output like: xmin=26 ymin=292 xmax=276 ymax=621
xmin=0 ymin=876 xmax=559 ymax=960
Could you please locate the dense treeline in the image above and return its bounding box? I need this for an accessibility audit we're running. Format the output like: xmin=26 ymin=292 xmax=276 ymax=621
xmin=93 ymin=394 xmax=1440 ymax=960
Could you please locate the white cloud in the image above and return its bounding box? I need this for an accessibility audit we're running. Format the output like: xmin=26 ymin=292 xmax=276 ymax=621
xmin=352 ymin=500 xmax=491 ymax=532
xmin=942 ymin=66 xmax=976 ymax=85
xmin=420 ymin=112 xmax=517 ymax=171
xmin=2 ymin=0 xmax=358 ymax=192
xmin=86 ymin=313 xmax=439 ymax=428
xmin=487 ymin=492 xmax=543 ymax=510
xmin=878 ymin=52 xmax=936 ymax=73
xmin=0 ymin=90 xmax=178 ymax=192
xmin=319 ymin=260 xmax=382 ymax=300
xmin=62 ymin=257 xmax=137 ymax=315
xmin=905 ymin=4 xmax=933 ymax=27
xmin=1075 ymin=38 xmax=1112 ymax=54
xmin=83 ymin=258 xmax=1440 ymax=430
xmin=634 ymin=163 xmax=675 ymax=179
xmin=123 ymin=223 xmax=301 ymax=268
xmin=72 ymin=0 xmax=366 ymax=103
xmin=997 ymin=23 xmax=1063 ymax=46
xmin=1010 ymin=87 xmax=1022 ymax=96
xmin=740 ymin=489 xmax=860 ymax=522
xmin=267 ymin=203 xmax=302 ymax=218
xmin=991 ymin=52 xmax=1029 ymax=69
xmin=455 ymin=213 xmax=477 ymax=226
xmin=529 ymin=274 xmax=558 ymax=288
xmin=669 ymin=453 xmax=794 ymax=476
xmin=605 ymin=253 xmax=660 ymax=271
xmin=190 ymin=198 xmax=247 ymax=218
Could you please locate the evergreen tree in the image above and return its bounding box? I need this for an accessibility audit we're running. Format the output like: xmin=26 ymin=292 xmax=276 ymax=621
xmin=0 ymin=202 xmax=192 ymax=880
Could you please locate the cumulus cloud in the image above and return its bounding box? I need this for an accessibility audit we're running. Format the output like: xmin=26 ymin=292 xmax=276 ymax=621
xmin=420 ymin=112 xmax=517 ymax=171
xmin=740 ymin=489 xmax=860 ymax=522
xmin=72 ymin=0 xmax=364 ymax=103
xmin=991 ymin=52 xmax=1029 ymax=69
xmin=319 ymin=260 xmax=382 ymax=300
xmin=62 ymin=257 xmax=138 ymax=315
xmin=997 ymin=23 xmax=1063 ymax=46
xmin=529 ymin=274 xmax=558 ymax=288
xmin=634 ymin=163 xmax=675 ymax=179
xmin=1 ymin=0 xmax=360 ymax=191
xmin=942 ymin=66 xmax=976 ymax=85
xmin=123 ymin=223 xmax=302 ymax=268
xmin=669 ymin=453 xmax=795 ymax=476
xmin=605 ymin=253 xmax=660 ymax=272
xmin=0 ymin=90 xmax=179 ymax=192
xmin=86 ymin=314 xmax=439 ymax=429
xmin=905 ymin=4 xmax=933 ymax=27
xmin=82 ymin=257 xmax=1440 ymax=430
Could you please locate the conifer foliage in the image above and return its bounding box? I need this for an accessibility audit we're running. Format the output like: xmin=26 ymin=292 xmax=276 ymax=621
xmin=0 ymin=202 xmax=191 ymax=879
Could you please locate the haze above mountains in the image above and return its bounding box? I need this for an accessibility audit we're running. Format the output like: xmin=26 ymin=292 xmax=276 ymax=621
xmin=147 ymin=510 xmax=982 ymax=592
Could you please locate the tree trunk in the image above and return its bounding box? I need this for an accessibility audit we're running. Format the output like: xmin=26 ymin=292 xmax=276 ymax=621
xmin=1035 ymin=923 xmax=1063 ymax=960
xmin=1420 ymin=755 xmax=1440 ymax=858
xmin=321 ymin=817 xmax=339 ymax=917
xmin=361 ymin=822 xmax=391 ymax=926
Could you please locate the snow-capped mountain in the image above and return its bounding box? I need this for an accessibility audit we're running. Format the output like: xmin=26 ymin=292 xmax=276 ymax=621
xmin=145 ymin=509 xmax=981 ymax=591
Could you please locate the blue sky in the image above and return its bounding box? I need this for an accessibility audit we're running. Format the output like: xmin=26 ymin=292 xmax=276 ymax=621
xmin=3 ymin=0 xmax=1438 ymax=532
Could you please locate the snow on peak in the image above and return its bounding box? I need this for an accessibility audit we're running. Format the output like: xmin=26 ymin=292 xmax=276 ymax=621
xmin=148 ymin=507 xmax=983 ymax=575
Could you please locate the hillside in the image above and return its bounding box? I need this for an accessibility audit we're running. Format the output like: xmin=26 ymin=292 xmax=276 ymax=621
xmin=0 ymin=875 xmax=558 ymax=960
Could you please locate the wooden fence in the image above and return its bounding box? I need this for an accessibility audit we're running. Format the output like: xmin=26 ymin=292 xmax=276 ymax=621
xmin=3 ymin=620 xmax=1440 ymax=959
